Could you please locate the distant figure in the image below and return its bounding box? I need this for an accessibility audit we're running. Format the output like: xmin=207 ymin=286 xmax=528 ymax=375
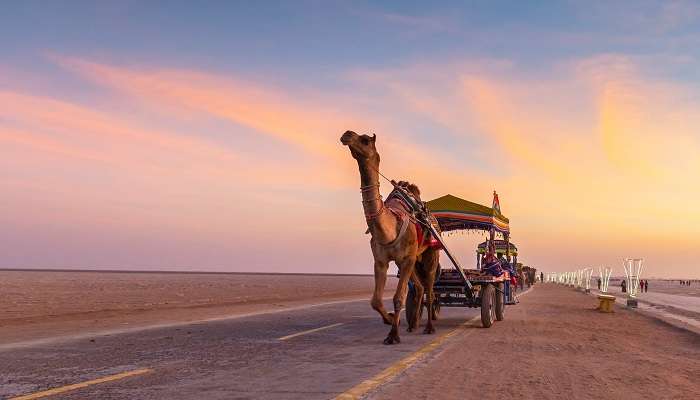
xmin=597 ymin=278 xmax=601 ymax=290
xmin=540 ymin=272 xmax=543 ymax=283
xmin=644 ymin=279 xmax=649 ymax=292
xmin=621 ymin=279 xmax=627 ymax=293
xmin=640 ymin=280 xmax=645 ymax=293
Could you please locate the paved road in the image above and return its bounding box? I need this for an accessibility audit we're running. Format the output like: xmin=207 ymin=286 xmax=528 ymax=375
xmin=1 ymin=299 xmax=481 ymax=399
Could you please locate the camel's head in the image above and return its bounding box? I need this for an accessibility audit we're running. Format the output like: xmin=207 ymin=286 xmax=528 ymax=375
xmin=340 ymin=130 xmax=379 ymax=163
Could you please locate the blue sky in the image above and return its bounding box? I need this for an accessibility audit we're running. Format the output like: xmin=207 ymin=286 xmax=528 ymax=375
xmin=4 ymin=1 xmax=697 ymax=72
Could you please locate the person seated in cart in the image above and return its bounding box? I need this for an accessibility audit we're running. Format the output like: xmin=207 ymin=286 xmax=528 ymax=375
xmin=498 ymin=254 xmax=514 ymax=273
xmin=497 ymin=253 xmax=518 ymax=288
xmin=482 ymin=241 xmax=505 ymax=277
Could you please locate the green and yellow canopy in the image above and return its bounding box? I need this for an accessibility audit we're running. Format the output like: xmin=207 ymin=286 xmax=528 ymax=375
xmin=426 ymin=194 xmax=510 ymax=234
xmin=476 ymin=240 xmax=517 ymax=256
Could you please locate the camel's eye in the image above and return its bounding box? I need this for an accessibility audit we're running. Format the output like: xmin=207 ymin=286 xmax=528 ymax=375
xmin=360 ymin=136 xmax=370 ymax=145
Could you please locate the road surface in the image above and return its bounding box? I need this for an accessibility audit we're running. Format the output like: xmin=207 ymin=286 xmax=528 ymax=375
xmin=1 ymin=297 xmax=484 ymax=399
xmin=5 ymin=285 xmax=695 ymax=400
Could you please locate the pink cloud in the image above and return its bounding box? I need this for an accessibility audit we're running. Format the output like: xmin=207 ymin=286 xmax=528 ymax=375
xmin=53 ymin=56 xmax=366 ymax=161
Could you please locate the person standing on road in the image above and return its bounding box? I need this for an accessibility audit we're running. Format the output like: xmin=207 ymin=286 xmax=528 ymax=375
xmin=621 ymin=279 xmax=627 ymax=293
xmin=644 ymin=280 xmax=649 ymax=292
xmin=597 ymin=278 xmax=601 ymax=290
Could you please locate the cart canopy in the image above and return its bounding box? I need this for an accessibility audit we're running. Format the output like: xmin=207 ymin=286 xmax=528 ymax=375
xmin=426 ymin=193 xmax=509 ymax=234
xmin=477 ymin=240 xmax=517 ymax=256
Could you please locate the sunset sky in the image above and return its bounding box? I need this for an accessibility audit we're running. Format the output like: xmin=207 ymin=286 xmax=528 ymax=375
xmin=2 ymin=1 xmax=700 ymax=278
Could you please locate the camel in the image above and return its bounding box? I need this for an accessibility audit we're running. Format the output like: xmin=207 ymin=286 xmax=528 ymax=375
xmin=340 ymin=130 xmax=440 ymax=344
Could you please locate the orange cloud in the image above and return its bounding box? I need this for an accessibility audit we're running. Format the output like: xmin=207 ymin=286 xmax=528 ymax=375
xmin=0 ymin=89 xmax=357 ymax=190
xmin=49 ymin=56 xmax=498 ymax=196
xmin=461 ymin=76 xmax=570 ymax=176
xmin=0 ymin=90 xmax=239 ymax=164
xmin=53 ymin=56 xmax=363 ymax=160
xmin=350 ymin=56 xmax=700 ymax=277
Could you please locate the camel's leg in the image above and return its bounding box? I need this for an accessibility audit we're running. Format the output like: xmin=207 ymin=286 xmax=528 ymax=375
xmin=420 ymin=250 xmax=439 ymax=334
xmin=371 ymin=260 xmax=392 ymax=325
xmin=414 ymin=250 xmax=437 ymax=334
xmin=407 ymin=271 xmax=424 ymax=332
xmin=385 ymin=256 xmax=416 ymax=345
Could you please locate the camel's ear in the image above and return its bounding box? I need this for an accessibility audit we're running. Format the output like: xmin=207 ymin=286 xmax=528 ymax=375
xmin=370 ymin=133 xmax=376 ymax=142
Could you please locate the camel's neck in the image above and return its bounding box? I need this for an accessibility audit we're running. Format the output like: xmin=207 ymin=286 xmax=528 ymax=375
xmin=357 ymin=159 xmax=397 ymax=244
xmin=358 ymin=160 xmax=379 ymax=190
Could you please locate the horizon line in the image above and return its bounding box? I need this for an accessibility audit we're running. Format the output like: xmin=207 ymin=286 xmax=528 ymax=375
xmin=0 ymin=267 xmax=376 ymax=277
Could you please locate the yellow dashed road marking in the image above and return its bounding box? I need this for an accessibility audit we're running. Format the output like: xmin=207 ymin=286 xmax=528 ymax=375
xmin=334 ymin=316 xmax=479 ymax=400
xmin=10 ymin=368 xmax=153 ymax=400
xmin=335 ymin=286 xmax=536 ymax=399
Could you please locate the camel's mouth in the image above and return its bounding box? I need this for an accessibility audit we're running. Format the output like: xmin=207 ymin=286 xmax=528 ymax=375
xmin=340 ymin=130 xmax=356 ymax=146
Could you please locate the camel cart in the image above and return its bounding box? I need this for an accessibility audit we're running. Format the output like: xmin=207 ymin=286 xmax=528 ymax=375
xmin=522 ymin=265 xmax=537 ymax=287
xmin=406 ymin=192 xmax=517 ymax=328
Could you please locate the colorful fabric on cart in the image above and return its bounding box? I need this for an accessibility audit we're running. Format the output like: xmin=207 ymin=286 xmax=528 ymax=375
xmin=482 ymin=259 xmax=504 ymax=277
xmin=385 ymin=188 xmax=442 ymax=250
xmin=501 ymin=260 xmax=516 ymax=275
xmin=413 ymin=220 xmax=443 ymax=250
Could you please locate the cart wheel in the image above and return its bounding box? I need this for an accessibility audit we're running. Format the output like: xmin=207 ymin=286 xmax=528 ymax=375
xmin=481 ymin=284 xmax=495 ymax=328
xmin=406 ymin=284 xmax=417 ymax=330
xmin=495 ymin=282 xmax=505 ymax=321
